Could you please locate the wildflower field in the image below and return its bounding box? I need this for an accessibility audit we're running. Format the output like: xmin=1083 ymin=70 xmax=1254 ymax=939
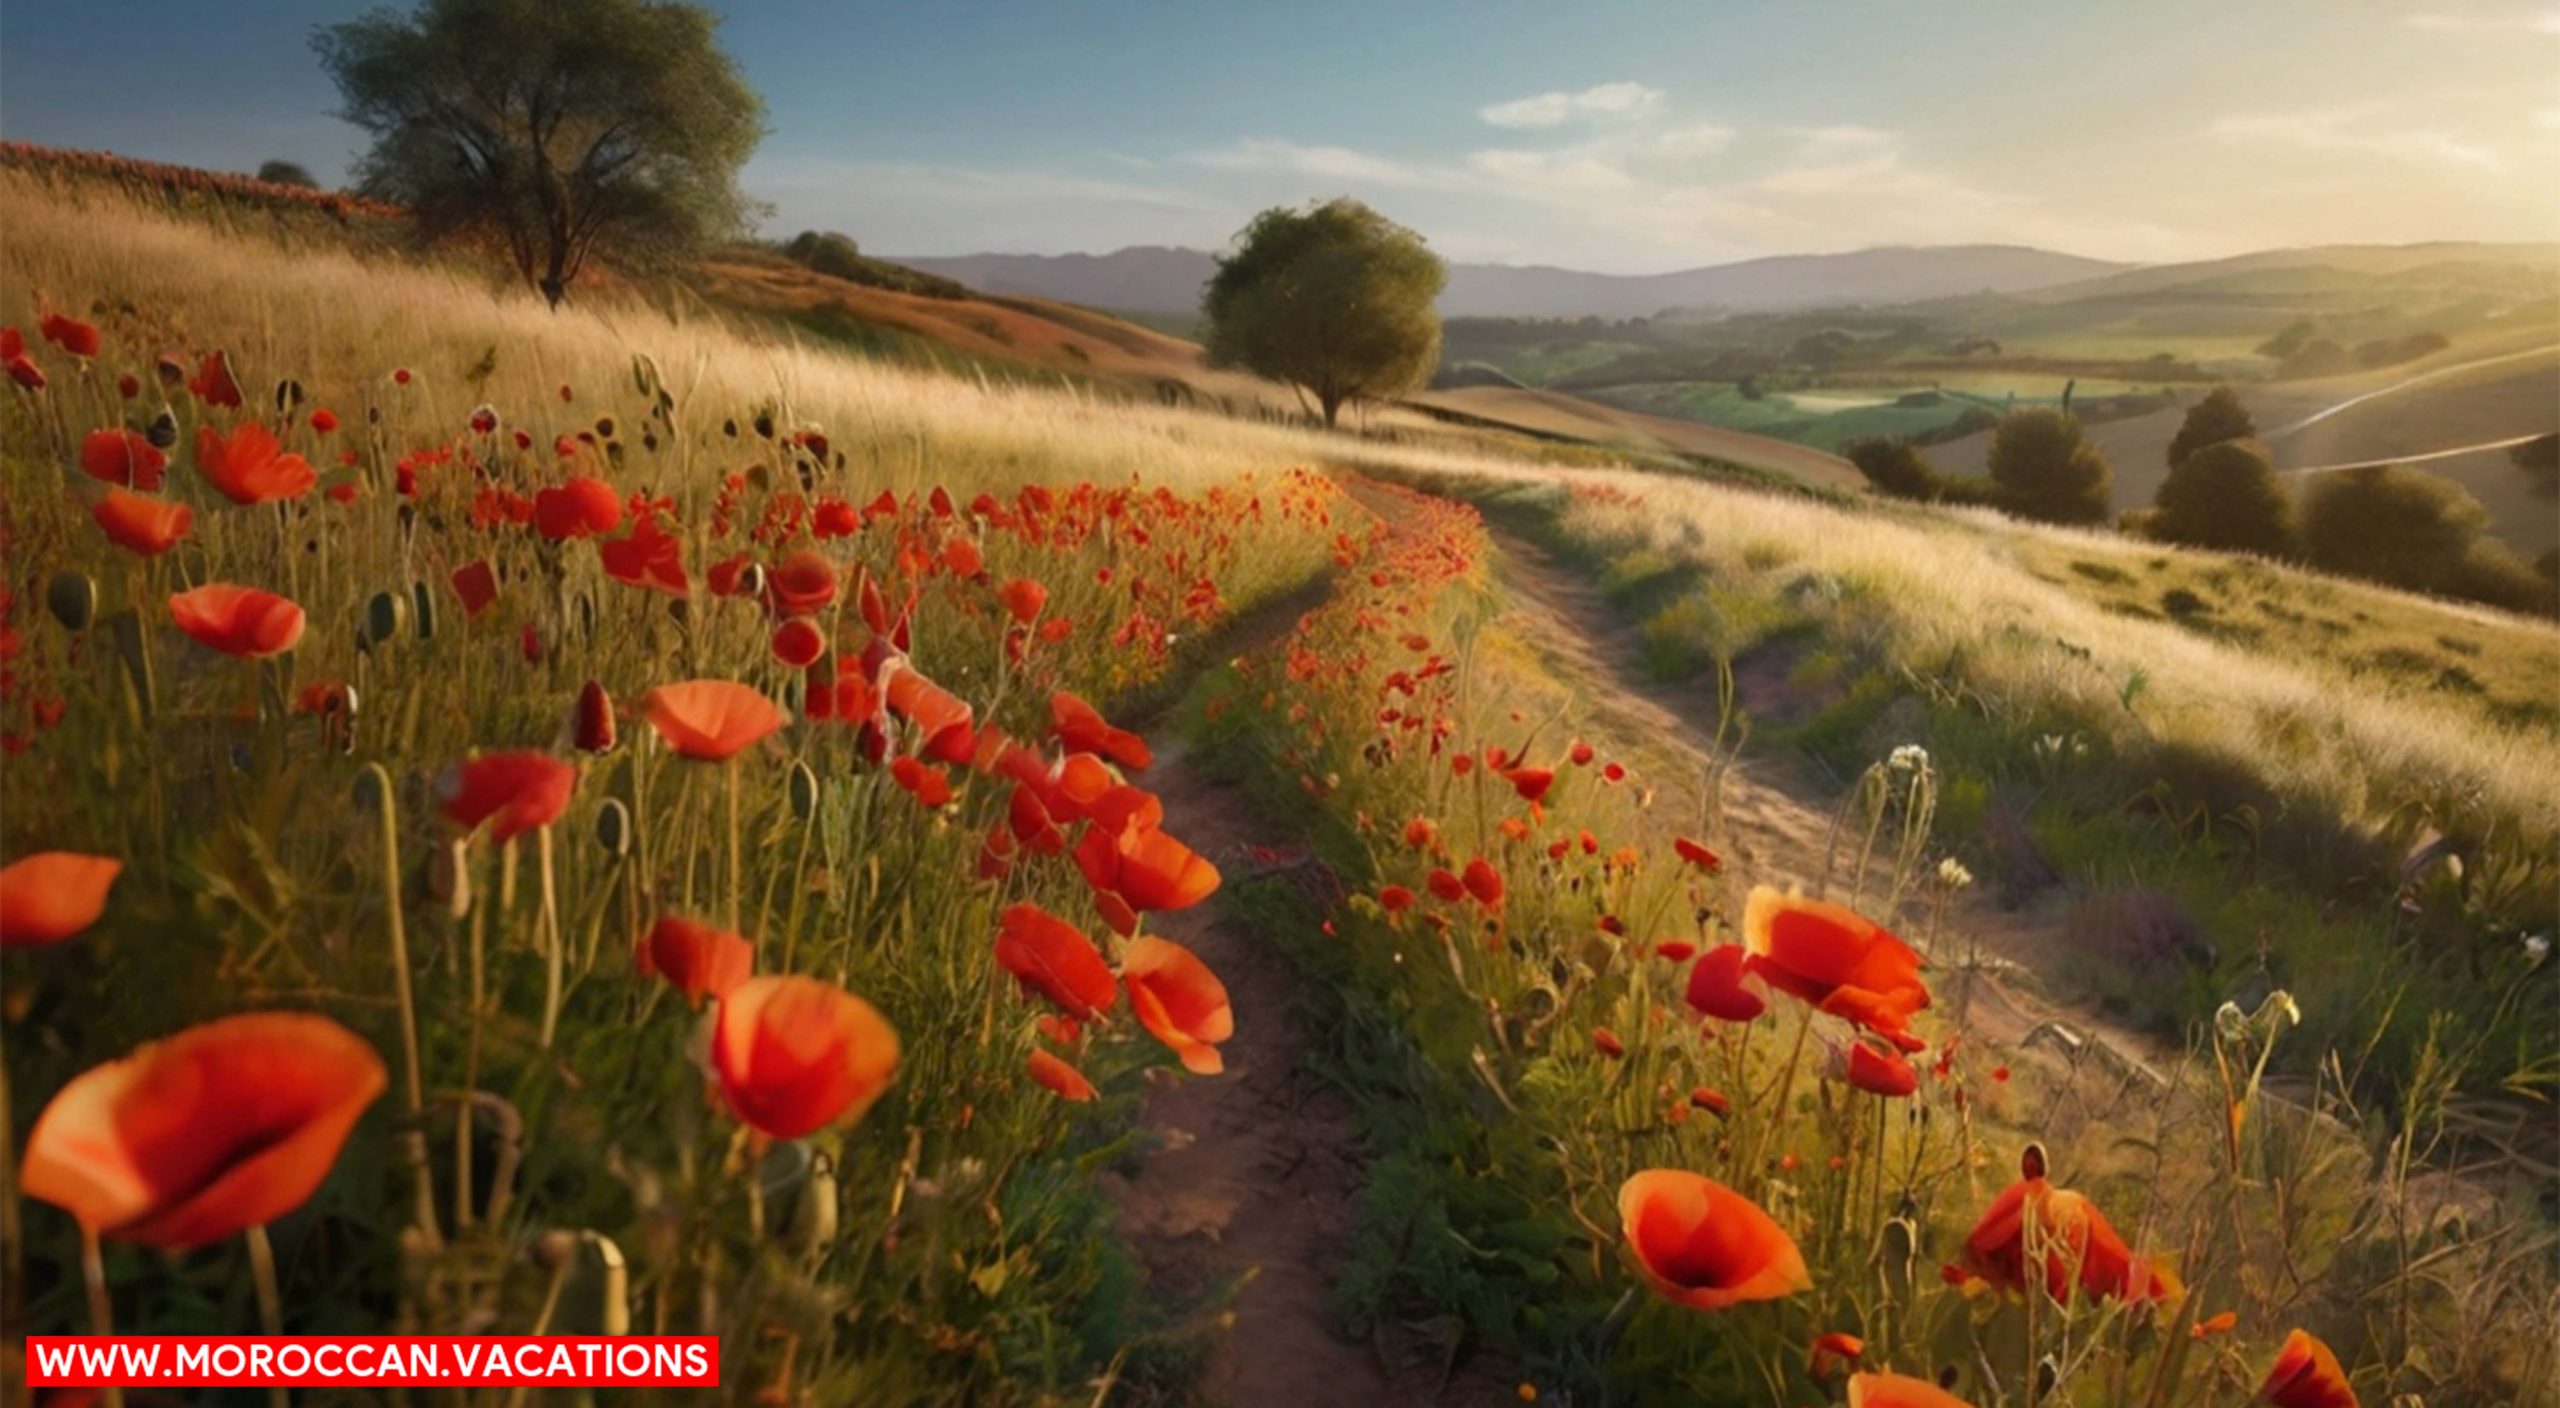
xmin=3 ymin=162 xmax=2555 ymax=1408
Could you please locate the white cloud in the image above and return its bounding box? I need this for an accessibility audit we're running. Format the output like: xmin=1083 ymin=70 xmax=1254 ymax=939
xmin=1184 ymin=139 xmax=1436 ymax=188
xmin=1478 ymin=81 xmax=1664 ymax=129
xmin=1651 ymin=123 xmax=1740 ymax=157
xmin=2211 ymin=106 xmax=2505 ymax=170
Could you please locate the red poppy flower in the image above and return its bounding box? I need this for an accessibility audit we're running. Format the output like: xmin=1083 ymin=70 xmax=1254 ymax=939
xmin=1028 ymin=1048 xmax=1097 ymax=1103
xmin=641 ymin=680 xmax=787 ymax=761
xmin=82 ymin=429 xmax=168 ymax=490
xmin=1684 ymin=943 xmax=1768 ymax=1023
xmin=0 ymin=852 xmax=122 ymax=948
xmin=768 ymin=550 xmax=838 ymax=616
xmin=1426 ymin=868 xmax=1466 ymax=902
xmin=1742 ymin=886 xmax=1929 ymax=1035
xmin=1074 ymin=816 xmax=1219 ymax=930
xmin=170 ymin=584 xmax=304 ymax=658
xmin=1051 ymin=691 xmax=1151 ymax=770
xmin=1847 ymin=1373 xmax=1977 ymax=1408
xmin=1688 ymin=1087 xmax=1730 ymax=1116
xmin=1653 ymin=940 xmax=1696 ymax=962
xmin=2193 ymin=1310 xmax=2239 ymax=1340
xmin=8 ymin=353 xmax=46 ymax=390
xmin=574 ymin=679 xmax=616 ymax=754
xmin=880 ymin=663 xmax=974 ymax=760
xmin=1402 ymin=817 xmax=1436 ymax=850
xmin=1380 ymin=885 xmax=1416 ymax=912
xmin=1502 ymin=766 xmax=1555 ymax=803
xmin=941 ymin=538 xmax=984 ymax=578
xmin=638 ymin=915 xmax=753 ymax=1010
xmin=1809 ymin=1332 xmax=1864 ymax=1380
xmin=93 ymin=489 xmax=192 ymax=557
xmin=1617 ymin=1170 xmax=1810 ymax=1311
xmin=1593 ymin=1028 xmax=1626 ymax=1059
xmin=1842 ymin=1040 xmax=1917 ymax=1097
xmin=450 ymin=559 xmax=498 ymax=619
xmin=310 ymin=408 xmax=338 ymax=433
xmin=890 ymin=755 xmax=952 ymax=807
xmin=40 ymin=312 xmax=101 ymax=358
xmin=997 ymin=578 xmax=1048 ymax=623
xmin=599 ymin=516 xmax=689 ymax=596
xmin=532 ymin=476 xmax=622 ymax=540
xmin=772 ymin=616 xmax=826 ymax=668
xmin=995 ymin=903 xmax=1117 ymax=1019
xmin=438 ymin=751 xmax=576 ymax=843
xmin=1674 ymin=836 xmax=1721 ymax=871
xmin=19 ymin=1012 xmax=385 ymax=1249
xmin=188 ymin=350 xmax=243 ymax=407
xmin=195 ymin=422 xmax=315 ymax=505
xmin=710 ymin=975 xmax=899 ymax=1140
xmin=1960 ymin=1147 xmax=2179 ymax=1304
xmin=2257 ymin=1329 xmax=2356 ymax=1408
xmin=1462 ymin=857 xmax=1504 ymax=908
xmin=1569 ymin=740 xmax=1596 ymax=766
xmin=1122 ymin=936 xmax=1232 ymax=1074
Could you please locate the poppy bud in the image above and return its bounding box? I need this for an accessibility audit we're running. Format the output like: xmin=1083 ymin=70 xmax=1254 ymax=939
xmin=365 ymin=589 xmax=406 ymax=644
xmin=788 ymin=761 xmax=820 ymax=821
xmin=155 ymin=353 xmax=185 ymax=387
xmin=574 ymin=680 xmax=616 ymax=754
xmin=722 ymin=418 xmax=738 ymax=438
xmin=433 ymin=838 xmax=473 ymax=919
xmin=630 ymin=353 xmax=658 ymax=399
xmin=753 ymin=410 xmax=774 ymax=439
xmin=593 ymin=416 xmax=616 ymax=439
xmin=410 ymin=580 xmax=438 ymax=641
xmin=108 ymin=609 xmax=156 ymax=721
xmin=351 ymin=761 xmax=392 ymax=816
xmin=145 ymin=408 xmax=179 ymax=449
xmin=275 ymin=378 xmax=305 ymax=412
xmin=736 ymin=561 xmax=767 ymax=601
xmin=594 ymin=797 xmax=632 ymax=859
xmin=45 ymin=572 xmax=97 ymax=632
xmin=790 ymin=1156 xmax=838 ymax=1252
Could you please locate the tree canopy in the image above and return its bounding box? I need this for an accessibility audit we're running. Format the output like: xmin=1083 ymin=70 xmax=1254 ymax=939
xmin=2165 ymin=385 xmax=2255 ymax=467
xmin=316 ymin=0 xmax=765 ymax=307
xmin=2151 ymin=438 xmax=2293 ymax=555
xmin=1203 ymin=198 xmax=1445 ymax=427
xmin=256 ymin=160 xmax=320 ymax=189
xmin=1986 ymin=409 xmax=2113 ymax=525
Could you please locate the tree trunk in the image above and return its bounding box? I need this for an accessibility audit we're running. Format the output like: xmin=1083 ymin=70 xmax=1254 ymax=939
xmin=1319 ymin=389 xmax=1343 ymax=428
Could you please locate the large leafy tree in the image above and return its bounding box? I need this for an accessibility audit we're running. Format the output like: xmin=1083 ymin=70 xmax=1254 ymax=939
xmin=2164 ymin=385 xmax=2255 ymax=467
xmin=316 ymin=0 xmax=765 ymax=307
xmin=1204 ymin=198 xmax=1445 ymax=427
xmin=2151 ymin=438 xmax=2293 ymax=555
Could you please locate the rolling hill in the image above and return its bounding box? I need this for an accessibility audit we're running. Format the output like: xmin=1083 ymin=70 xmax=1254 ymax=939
xmin=894 ymin=243 xmax=2127 ymax=320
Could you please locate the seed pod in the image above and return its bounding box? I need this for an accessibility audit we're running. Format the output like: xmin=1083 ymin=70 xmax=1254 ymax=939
xmin=145 ymin=407 xmax=179 ymax=449
xmin=752 ymin=409 xmax=774 ymax=440
xmin=365 ymin=588 xmax=406 ymax=644
xmin=410 ymin=580 xmax=438 ymax=641
xmin=788 ymin=761 xmax=819 ymax=821
xmin=595 ymin=797 xmax=632 ymax=858
xmin=44 ymin=572 xmax=96 ymax=631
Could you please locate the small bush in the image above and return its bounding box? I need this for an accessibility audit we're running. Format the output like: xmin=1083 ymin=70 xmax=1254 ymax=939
xmin=2151 ymin=438 xmax=2294 ymax=555
xmin=1986 ymin=409 xmax=2113 ymax=525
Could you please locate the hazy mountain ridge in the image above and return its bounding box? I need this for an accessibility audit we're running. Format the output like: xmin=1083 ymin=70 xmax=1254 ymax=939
xmin=892 ymin=243 xmax=2130 ymax=319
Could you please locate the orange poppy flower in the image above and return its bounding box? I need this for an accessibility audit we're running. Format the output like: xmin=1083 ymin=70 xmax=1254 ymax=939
xmin=641 ymin=680 xmax=787 ymax=761
xmin=1847 ymin=1373 xmax=1977 ymax=1408
xmin=1960 ymin=1147 xmax=2179 ymax=1305
xmin=1684 ymin=943 xmax=1767 ymax=1023
xmin=994 ymin=903 xmax=1118 ymax=1020
xmin=0 ymin=852 xmax=122 ymax=947
xmin=1051 ymin=691 xmax=1152 ymax=770
xmin=438 ymin=751 xmax=576 ymax=843
xmin=880 ymin=663 xmax=974 ymax=761
xmin=1616 ymin=1169 xmax=1810 ymax=1311
xmin=2257 ymin=1329 xmax=2356 ymax=1408
xmin=170 ymin=584 xmax=304 ymax=658
xmin=82 ymin=429 xmax=167 ymax=490
xmin=710 ymin=976 xmax=900 ymax=1140
xmin=93 ymin=489 xmax=192 ymax=557
xmin=1122 ymin=936 xmax=1232 ymax=1074
xmin=1074 ymin=816 xmax=1219 ymax=930
xmin=638 ymin=915 xmax=753 ymax=1010
xmin=194 ymin=421 xmax=315 ymax=505
xmin=997 ymin=578 xmax=1048 ymax=623
xmin=19 ymin=1012 xmax=385 ymax=1249
xmin=1027 ymin=1048 xmax=1097 ymax=1103
xmin=1741 ymin=886 xmax=1929 ymax=1035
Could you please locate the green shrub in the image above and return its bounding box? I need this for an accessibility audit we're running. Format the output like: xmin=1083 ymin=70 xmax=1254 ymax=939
xmin=2152 ymin=438 xmax=2294 ymax=555
xmin=1986 ymin=408 xmax=2113 ymax=525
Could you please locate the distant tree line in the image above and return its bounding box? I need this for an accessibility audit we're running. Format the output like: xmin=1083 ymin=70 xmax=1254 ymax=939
xmin=1848 ymin=388 xmax=2556 ymax=617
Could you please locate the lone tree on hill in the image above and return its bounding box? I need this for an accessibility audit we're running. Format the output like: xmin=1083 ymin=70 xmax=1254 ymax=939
xmin=256 ymin=160 xmax=320 ymax=189
xmin=2165 ymin=385 xmax=2255 ymax=467
xmin=316 ymin=0 xmax=765 ymax=308
xmin=2150 ymin=438 xmax=2293 ymax=555
xmin=1204 ymin=198 xmax=1445 ymax=427
xmin=1986 ymin=408 xmax=2113 ymax=525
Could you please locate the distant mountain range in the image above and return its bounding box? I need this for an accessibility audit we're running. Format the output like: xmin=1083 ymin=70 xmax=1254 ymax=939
xmin=888 ymin=243 xmax=2132 ymax=321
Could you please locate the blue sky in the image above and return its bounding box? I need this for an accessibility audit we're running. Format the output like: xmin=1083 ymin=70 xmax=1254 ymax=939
xmin=5 ymin=1 xmax=2556 ymax=271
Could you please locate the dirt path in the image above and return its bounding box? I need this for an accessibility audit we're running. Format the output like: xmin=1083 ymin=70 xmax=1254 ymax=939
xmin=1467 ymin=508 xmax=2179 ymax=1083
xmin=1107 ymin=595 xmax=1504 ymax=1407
